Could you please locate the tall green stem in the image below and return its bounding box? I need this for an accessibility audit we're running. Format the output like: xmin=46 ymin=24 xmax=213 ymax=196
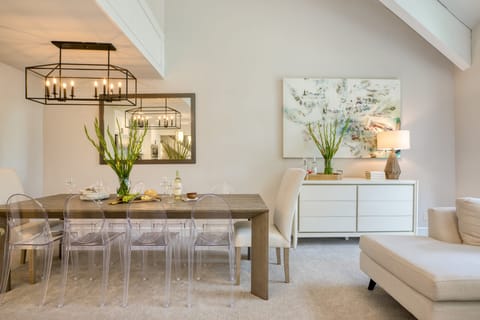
xmin=324 ymin=158 xmax=333 ymax=174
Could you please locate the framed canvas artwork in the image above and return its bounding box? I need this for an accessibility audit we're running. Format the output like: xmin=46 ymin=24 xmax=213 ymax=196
xmin=283 ymin=78 xmax=401 ymax=158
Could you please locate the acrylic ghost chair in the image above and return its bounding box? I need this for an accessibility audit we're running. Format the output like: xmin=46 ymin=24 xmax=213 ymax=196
xmin=0 ymin=168 xmax=63 ymax=285
xmin=187 ymin=194 xmax=235 ymax=307
xmin=122 ymin=200 xmax=181 ymax=307
xmin=0 ymin=194 xmax=62 ymax=305
xmin=234 ymin=168 xmax=306 ymax=284
xmin=58 ymin=194 xmax=125 ymax=307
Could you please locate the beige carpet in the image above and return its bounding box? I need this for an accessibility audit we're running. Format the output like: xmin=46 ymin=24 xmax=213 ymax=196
xmin=0 ymin=238 xmax=414 ymax=320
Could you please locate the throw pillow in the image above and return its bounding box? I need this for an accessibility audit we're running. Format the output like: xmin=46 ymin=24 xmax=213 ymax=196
xmin=456 ymin=197 xmax=480 ymax=246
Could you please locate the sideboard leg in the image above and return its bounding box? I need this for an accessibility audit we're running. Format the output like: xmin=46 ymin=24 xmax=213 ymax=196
xmin=368 ymin=279 xmax=376 ymax=290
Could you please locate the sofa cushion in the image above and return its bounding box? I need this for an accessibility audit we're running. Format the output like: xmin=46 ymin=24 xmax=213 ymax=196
xmin=456 ymin=197 xmax=480 ymax=246
xmin=360 ymin=235 xmax=480 ymax=301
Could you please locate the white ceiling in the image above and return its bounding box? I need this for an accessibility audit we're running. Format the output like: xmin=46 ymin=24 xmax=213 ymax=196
xmin=439 ymin=0 xmax=480 ymax=29
xmin=0 ymin=0 xmax=160 ymax=79
xmin=0 ymin=0 xmax=479 ymax=80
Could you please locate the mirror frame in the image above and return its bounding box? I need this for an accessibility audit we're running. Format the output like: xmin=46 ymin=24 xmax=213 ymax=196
xmin=99 ymin=93 xmax=196 ymax=164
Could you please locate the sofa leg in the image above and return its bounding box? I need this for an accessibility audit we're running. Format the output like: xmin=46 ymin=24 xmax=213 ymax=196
xmin=368 ymin=279 xmax=376 ymax=290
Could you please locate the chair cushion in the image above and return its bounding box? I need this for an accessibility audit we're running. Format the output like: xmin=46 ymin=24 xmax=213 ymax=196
xmin=360 ymin=235 xmax=480 ymax=301
xmin=456 ymin=197 xmax=480 ymax=246
xmin=234 ymin=221 xmax=290 ymax=248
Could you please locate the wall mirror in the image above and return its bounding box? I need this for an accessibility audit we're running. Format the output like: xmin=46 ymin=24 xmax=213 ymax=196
xmin=100 ymin=93 xmax=196 ymax=164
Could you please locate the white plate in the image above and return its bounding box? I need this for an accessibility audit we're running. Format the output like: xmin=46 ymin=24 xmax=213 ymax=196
xmin=79 ymin=192 xmax=110 ymax=201
xmin=182 ymin=197 xmax=198 ymax=202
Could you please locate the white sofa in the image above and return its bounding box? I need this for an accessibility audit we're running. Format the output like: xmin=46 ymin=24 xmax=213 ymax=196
xmin=359 ymin=206 xmax=480 ymax=320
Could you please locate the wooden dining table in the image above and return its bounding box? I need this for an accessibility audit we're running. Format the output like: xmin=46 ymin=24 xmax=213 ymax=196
xmin=0 ymin=193 xmax=270 ymax=300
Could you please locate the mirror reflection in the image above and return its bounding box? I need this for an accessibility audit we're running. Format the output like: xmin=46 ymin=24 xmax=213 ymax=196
xmin=100 ymin=93 xmax=196 ymax=164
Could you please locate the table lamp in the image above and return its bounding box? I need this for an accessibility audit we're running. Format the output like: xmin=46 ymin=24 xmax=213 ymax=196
xmin=376 ymin=130 xmax=410 ymax=179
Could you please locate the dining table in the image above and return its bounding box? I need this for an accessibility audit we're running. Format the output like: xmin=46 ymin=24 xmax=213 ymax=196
xmin=0 ymin=193 xmax=270 ymax=300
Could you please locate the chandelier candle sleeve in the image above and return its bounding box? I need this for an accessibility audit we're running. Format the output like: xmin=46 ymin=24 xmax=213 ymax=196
xmin=70 ymin=81 xmax=75 ymax=98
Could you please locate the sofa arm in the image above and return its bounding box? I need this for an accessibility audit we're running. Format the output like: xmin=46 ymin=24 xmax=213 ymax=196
xmin=428 ymin=207 xmax=462 ymax=243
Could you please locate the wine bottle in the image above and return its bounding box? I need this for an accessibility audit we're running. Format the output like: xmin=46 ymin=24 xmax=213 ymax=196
xmin=173 ymin=170 xmax=182 ymax=200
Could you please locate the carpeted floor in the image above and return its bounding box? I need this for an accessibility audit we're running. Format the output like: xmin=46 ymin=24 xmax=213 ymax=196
xmin=0 ymin=238 xmax=415 ymax=320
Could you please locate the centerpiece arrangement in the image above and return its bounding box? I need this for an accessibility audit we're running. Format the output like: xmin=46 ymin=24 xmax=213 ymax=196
xmin=84 ymin=118 xmax=147 ymax=197
xmin=307 ymin=118 xmax=350 ymax=177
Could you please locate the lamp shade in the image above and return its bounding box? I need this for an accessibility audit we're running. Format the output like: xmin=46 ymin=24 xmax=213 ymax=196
xmin=377 ymin=130 xmax=410 ymax=150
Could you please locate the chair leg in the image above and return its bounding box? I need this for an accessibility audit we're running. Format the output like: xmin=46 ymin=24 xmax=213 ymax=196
xmin=20 ymin=249 xmax=27 ymax=264
xmin=57 ymin=245 xmax=70 ymax=307
xmin=41 ymin=243 xmax=54 ymax=305
xmin=100 ymin=246 xmax=111 ymax=307
xmin=283 ymin=248 xmax=289 ymax=283
xmin=165 ymin=246 xmax=172 ymax=308
xmin=122 ymin=246 xmax=131 ymax=307
xmin=276 ymin=248 xmax=281 ymax=265
xmin=235 ymin=247 xmax=241 ymax=285
xmin=0 ymin=245 xmax=13 ymax=305
xmin=28 ymin=249 xmax=36 ymax=284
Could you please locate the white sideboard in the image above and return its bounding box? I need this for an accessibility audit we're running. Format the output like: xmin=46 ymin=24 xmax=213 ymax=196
xmin=294 ymin=178 xmax=418 ymax=244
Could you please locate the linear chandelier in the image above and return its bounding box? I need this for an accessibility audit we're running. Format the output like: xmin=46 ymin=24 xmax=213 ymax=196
xmin=125 ymin=98 xmax=182 ymax=129
xmin=25 ymin=41 xmax=137 ymax=106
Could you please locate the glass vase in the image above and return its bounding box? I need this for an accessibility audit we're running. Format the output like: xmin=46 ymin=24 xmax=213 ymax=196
xmin=117 ymin=176 xmax=131 ymax=197
xmin=324 ymin=158 xmax=333 ymax=174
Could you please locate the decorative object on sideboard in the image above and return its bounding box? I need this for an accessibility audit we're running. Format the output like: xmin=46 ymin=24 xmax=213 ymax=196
xmin=305 ymin=173 xmax=343 ymax=180
xmin=25 ymin=41 xmax=137 ymax=106
xmin=84 ymin=118 xmax=147 ymax=197
xmin=365 ymin=171 xmax=385 ymax=180
xmin=307 ymin=118 xmax=351 ymax=174
xmin=376 ymin=130 xmax=410 ymax=180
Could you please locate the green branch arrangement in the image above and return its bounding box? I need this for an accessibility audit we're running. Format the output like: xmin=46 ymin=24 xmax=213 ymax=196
xmin=161 ymin=137 xmax=191 ymax=160
xmin=307 ymin=118 xmax=351 ymax=174
xmin=84 ymin=118 xmax=147 ymax=196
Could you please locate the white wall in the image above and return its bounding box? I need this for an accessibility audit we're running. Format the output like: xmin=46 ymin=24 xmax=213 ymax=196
xmin=43 ymin=0 xmax=457 ymax=227
xmin=0 ymin=62 xmax=43 ymax=196
xmin=455 ymin=23 xmax=480 ymax=197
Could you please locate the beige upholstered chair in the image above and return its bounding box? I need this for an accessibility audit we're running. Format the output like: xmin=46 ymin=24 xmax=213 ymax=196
xmin=234 ymin=168 xmax=306 ymax=284
xmin=0 ymin=168 xmax=62 ymax=284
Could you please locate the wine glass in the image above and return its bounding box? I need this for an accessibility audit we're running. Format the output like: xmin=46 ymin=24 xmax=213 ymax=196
xmin=65 ymin=177 xmax=76 ymax=194
xmin=160 ymin=177 xmax=174 ymax=204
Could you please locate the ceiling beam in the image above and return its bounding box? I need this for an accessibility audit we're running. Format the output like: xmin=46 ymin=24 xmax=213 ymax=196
xmin=379 ymin=0 xmax=471 ymax=70
xmin=96 ymin=0 xmax=165 ymax=78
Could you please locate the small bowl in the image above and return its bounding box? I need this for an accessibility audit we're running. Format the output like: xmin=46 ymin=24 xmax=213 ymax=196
xmin=186 ymin=192 xmax=197 ymax=199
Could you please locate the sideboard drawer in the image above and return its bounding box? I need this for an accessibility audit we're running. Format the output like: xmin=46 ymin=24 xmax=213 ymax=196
xmin=358 ymin=216 xmax=413 ymax=232
xmin=358 ymin=201 xmax=413 ymax=216
xmin=358 ymin=185 xmax=413 ymax=201
xmin=299 ymin=217 xmax=356 ymax=232
xmin=300 ymin=185 xmax=356 ymax=201
xmin=299 ymin=201 xmax=356 ymax=217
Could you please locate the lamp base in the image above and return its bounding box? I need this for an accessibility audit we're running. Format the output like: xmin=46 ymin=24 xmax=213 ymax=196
xmin=384 ymin=150 xmax=401 ymax=180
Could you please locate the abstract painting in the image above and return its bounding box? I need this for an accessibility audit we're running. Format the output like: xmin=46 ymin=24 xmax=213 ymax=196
xmin=283 ymin=78 xmax=401 ymax=158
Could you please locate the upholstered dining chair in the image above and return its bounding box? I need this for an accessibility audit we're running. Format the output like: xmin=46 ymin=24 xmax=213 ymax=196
xmin=0 ymin=168 xmax=63 ymax=285
xmin=234 ymin=168 xmax=306 ymax=284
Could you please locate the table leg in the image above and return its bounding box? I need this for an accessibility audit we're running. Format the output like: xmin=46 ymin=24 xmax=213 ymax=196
xmin=250 ymin=211 xmax=269 ymax=300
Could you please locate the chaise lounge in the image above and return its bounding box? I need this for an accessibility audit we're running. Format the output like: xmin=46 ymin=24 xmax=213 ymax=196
xmin=359 ymin=198 xmax=480 ymax=320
